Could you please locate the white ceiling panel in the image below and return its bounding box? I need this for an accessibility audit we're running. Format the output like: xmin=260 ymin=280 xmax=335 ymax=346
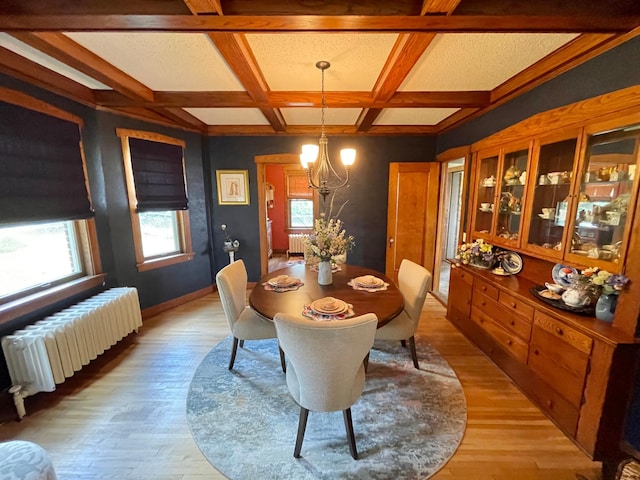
xmin=374 ymin=108 xmax=460 ymax=125
xmin=246 ymin=33 xmax=398 ymax=91
xmin=401 ymin=33 xmax=579 ymax=91
xmin=282 ymin=107 xmax=362 ymax=126
xmin=184 ymin=108 xmax=269 ymax=125
xmin=64 ymin=32 xmax=245 ymax=91
xmin=0 ymin=33 xmax=111 ymax=90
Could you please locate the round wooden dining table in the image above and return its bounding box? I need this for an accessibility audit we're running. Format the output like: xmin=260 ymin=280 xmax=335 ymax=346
xmin=249 ymin=263 xmax=404 ymax=328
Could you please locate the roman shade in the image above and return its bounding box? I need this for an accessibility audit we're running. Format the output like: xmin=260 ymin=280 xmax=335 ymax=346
xmin=128 ymin=137 xmax=188 ymax=212
xmin=0 ymin=100 xmax=92 ymax=226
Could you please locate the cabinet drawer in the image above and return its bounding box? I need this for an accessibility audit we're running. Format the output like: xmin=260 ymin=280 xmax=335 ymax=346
xmin=529 ymin=326 xmax=589 ymax=408
xmin=474 ymin=279 xmax=499 ymax=300
xmin=493 ymin=309 xmax=532 ymax=341
xmin=534 ymin=311 xmax=593 ymax=355
xmin=471 ymin=307 xmax=529 ymax=363
xmin=499 ymin=291 xmax=534 ymax=322
xmin=452 ymin=266 xmax=473 ymax=287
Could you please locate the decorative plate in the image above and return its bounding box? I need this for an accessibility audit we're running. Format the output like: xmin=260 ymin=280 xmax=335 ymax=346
xmin=268 ymin=275 xmax=298 ymax=288
xmin=500 ymin=252 xmax=523 ymax=275
xmin=353 ymin=275 xmax=384 ymax=288
xmin=310 ymin=297 xmax=348 ymax=315
xmin=552 ymin=264 xmax=577 ymax=288
xmin=492 ymin=267 xmax=511 ymax=276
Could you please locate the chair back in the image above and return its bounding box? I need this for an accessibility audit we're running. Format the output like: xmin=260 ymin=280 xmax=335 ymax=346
xmin=274 ymin=313 xmax=377 ymax=413
xmin=216 ymin=260 xmax=248 ymax=329
xmin=398 ymin=259 xmax=432 ymax=322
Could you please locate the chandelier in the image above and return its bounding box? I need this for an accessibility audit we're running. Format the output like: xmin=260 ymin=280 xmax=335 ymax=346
xmin=300 ymin=61 xmax=356 ymax=201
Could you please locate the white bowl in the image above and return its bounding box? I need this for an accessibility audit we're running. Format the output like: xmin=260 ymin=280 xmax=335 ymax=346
xmin=544 ymin=282 xmax=565 ymax=294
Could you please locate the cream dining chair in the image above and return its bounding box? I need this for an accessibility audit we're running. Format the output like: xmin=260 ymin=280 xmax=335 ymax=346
xmin=216 ymin=260 xmax=285 ymax=372
xmin=274 ymin=312 xmax=378 ymax=460
xmin=375 ymin=259 xmax=432 ymax=369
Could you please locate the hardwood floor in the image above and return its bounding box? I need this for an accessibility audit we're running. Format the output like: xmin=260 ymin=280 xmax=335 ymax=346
xmin=0 ymin=292 xmax=601 ymax=479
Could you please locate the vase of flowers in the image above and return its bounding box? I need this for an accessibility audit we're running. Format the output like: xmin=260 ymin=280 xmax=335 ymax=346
xmin=590 ymin=269 xmax=630 ymax=322
xmin=456 ymin=239 xmax=498 ymax=270
xmin=304 ymin=215 xmax=354 ymax=285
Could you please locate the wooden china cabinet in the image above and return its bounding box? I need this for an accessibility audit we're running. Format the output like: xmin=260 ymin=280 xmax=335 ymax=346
xmin=448 ymin=87 xmax=640 ymax=468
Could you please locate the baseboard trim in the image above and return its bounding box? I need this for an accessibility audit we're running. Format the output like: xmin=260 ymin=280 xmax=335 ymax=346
xmin=142 ymin=285 xmax=215 ymax=320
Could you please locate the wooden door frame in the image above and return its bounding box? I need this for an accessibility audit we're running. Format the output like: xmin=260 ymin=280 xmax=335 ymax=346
xmin=255 ymin=153 xmax=303 ymax=276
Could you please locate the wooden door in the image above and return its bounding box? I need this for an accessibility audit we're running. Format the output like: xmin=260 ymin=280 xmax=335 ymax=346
xmin=385 ymin=162 xmax=441 ymax=282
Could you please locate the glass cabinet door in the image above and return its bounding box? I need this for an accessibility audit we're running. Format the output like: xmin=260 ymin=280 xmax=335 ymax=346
xmin=495 ymin=145 xmax=529 ymax=247
xmin=523 ymin=132 xmax=580 ymax=257
xmin=565 ymin=118 xmax=640 ymax=269
xmin=471 ymin=151 xmax=499 ymax=240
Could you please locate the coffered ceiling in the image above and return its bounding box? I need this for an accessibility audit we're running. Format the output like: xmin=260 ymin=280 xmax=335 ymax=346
xmin=0 ymin=1 xmax=639 ymax=135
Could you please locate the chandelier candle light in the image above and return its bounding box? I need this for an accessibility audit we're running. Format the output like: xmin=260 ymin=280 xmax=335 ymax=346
xmin=300 ymin=61 xmax=356 ymax=201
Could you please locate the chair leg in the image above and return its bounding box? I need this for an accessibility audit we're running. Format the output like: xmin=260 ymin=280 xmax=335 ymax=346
xmin=279 ymin=346 xmax=286 ymax=373
xmin=400 ymin=339 xmax=407 ymax=348
xmin=228 ymin=337 xmax=239 ymax=370
xmin=363 ymin=352 xmax=369 ymax=373
xmin=294 ymin=407 xmax=309 ymax=458
xmin=239 ymin=339 xmax=245 ymax=348
xmin=343 ymin=408 xmax=358 ymax=460
xmin=409 ymin=335 xmax=419 ymax=369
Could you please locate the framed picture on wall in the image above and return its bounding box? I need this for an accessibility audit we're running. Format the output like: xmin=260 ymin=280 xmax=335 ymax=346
xmin=216 ymin=170 xmax=250 ymax=205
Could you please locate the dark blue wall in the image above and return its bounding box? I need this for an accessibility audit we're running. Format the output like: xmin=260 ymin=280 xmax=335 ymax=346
xmin=437 ymin=35 xmax=640 ymax=153
xmin=208 ymin=135 xmax=436 ymax=279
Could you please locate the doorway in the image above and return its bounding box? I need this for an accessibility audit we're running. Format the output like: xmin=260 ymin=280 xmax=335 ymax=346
xmin=432 ymin=158 xmax=465 ymax=303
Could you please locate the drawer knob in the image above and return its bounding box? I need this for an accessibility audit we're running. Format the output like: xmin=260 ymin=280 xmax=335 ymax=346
xmin=482 ymin=286 xmax=487 ymax=291
xmin=546 ymin=400 xmax=553 ymax=409
xmin=506 ymin=339 xmax=512 ymax=346
xmin=555 ymin=327 xmax=564 ymax=336
xmin=511 ymin=302 xmax=516 ymax=308
xmin=534 ymin=349 xmax=539 ymax=355
xmin=510 ymin=320 xmax=515 ymax=326
xmin=481 ymin=301 xmax=486 ymax=306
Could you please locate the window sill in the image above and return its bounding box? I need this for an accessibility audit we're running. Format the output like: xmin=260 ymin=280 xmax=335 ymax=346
xmin=0 ymin=274 xmax=106 ymax=326
xmin=136 ymin=252 xmax=195 ymax=272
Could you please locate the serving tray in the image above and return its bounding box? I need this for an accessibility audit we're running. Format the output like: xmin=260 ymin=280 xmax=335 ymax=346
xmin=530 ymin=286 xmax=594 ymax=316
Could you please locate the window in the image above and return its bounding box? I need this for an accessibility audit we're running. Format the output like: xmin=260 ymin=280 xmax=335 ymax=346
xmin=285 ymin=167 xmax=317 ymax=230
xmin=117 ymin=129 xmax=194 ymax=271
xmin=1 ymin=221 xmax=84 ymax=299
xmin=0 ymin=89 xmax=102 ymax=315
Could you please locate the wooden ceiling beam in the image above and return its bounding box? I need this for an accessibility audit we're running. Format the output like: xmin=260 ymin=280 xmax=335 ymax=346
xmin=183 ymin=0 xmax=284 ymax=131
xmin=183 ymin=0 xmax=223 ymax=16
xmin=150 ymin=107 xmax=206 ymax=129
xmin=94 ymin=90 xmax=489 ymax=108
xmin=0 ymin=46 xmax=95 ymax=106
xmin=358 ymin=0 xmax=461 ymax=132
xmin=0 ymin=15 xmax=637 ymax=33
xmin=10 ymin=32 xmax=155 ymax=102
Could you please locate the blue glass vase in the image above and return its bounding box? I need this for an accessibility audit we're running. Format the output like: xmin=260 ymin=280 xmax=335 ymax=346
xmin=595 ymin=293 xmax=617 ymax=322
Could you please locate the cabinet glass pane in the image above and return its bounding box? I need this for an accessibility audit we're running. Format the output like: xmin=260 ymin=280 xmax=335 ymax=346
xmin=497 ymin=148 xmax=528 ymax=242
xmin=527 ymin=138 xmax=577 ymax=251
xmin=474 ymin=154 xmax=499 ymax=235
xmin=572 ymin=124 xmax=639 ymax=264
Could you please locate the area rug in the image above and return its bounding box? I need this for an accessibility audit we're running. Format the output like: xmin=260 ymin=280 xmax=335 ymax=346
xmin=187 ymin=337 xmax=466 ymax=480
xmin=286 ymin=257 xmax=306 ymax=266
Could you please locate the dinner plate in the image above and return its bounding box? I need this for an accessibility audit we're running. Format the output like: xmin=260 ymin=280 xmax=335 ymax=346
xmin=354 ymin=275 xmax=384 ymax=288
xmin=268 ymin=275 xmax=298 ymax=287
xmin=552 ymin=264 xmax=577 ymax=288
xmin=500 ymin=251 xmax=523 ymax=275
xmin=310 ymin=297 xmax=348 ymax=315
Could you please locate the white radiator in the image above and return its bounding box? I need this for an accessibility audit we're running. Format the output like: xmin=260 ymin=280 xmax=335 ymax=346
xmin=287 ymin=233 xmax=308 ymax=255
xmin=1 ymin=287 xmax=142 ymax=419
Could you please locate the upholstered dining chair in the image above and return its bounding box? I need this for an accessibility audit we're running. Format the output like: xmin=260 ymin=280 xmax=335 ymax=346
xmin=273 ymin=312 xmax=378 ymax=460
xmin=216 ymin=260 xmax=285 ymax=372
xmin=374 ymin=259 xmax=432 ymax=369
